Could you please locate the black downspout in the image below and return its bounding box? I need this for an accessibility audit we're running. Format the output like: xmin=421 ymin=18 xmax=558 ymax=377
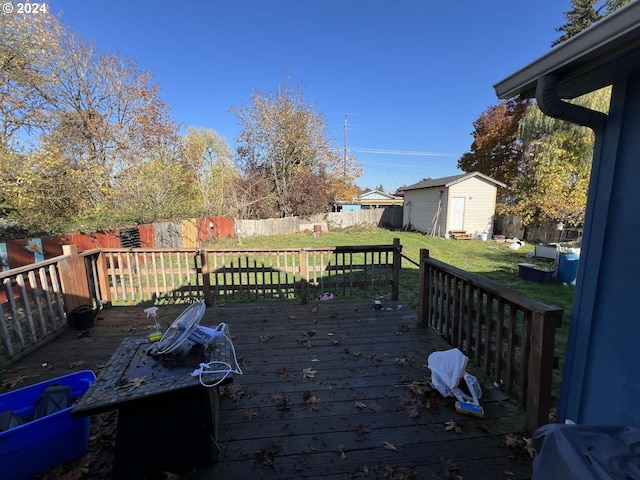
xmin=536 ymin=75 xmax=608 ymax=131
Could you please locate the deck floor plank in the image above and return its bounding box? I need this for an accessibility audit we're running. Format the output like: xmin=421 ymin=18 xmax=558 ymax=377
xmin=0 ymin=300 xmax=533 ymax=479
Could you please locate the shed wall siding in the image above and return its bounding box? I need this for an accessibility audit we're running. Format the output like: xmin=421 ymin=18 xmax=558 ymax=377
xmin=403 ymin=189 xmax=446 ymax=234
xmin=447 ymin=177 xmax=497 ymax=235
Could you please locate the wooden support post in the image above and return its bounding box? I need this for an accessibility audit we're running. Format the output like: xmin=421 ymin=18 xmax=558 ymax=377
xmin=299 ymin=249 xmax=308 ymax=305
xmin=417 ymin=249 xmax=430 ymax=328
xmin=96 ymin=250 xmax=112 ymax=306
xmin=59 ymin=245 xmax=91 ymax=314
xmin=391 ymin=238 xmax=401 ymax=300
xmin=200 ymin=250 xmax=212 ymax=307
xmin=525 ymin=310 xmax=561 ymax=432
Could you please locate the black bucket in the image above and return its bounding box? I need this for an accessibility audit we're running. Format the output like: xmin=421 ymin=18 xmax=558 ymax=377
xmin=68 ymin=305 xmax=97 ymax=330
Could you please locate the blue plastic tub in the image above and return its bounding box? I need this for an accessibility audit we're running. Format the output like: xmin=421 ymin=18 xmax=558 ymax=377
xmin=0 ymin=370 xmax=96 ymax=480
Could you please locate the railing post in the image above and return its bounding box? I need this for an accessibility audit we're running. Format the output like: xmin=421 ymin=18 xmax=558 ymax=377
xmin=299 ymin=249 xmax=308 ymax=305
xmin=525 ymin=310 xmax=561 ymax=432
xmin=59 ymin=245 xmax=91 ymax=314
xmin=200 ymin=250 xmax=212 ymax=307
xmin=417 ymin=249 xmax=430 ymax=328
xmin=391 ymin=238 xmax=401 ymax=300
xmin=96 ymin=250 xmax=112 ymax=306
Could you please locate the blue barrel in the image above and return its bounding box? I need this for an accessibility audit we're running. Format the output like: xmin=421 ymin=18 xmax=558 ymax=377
xmin=557 ymin=253 xmax=580 ymax=285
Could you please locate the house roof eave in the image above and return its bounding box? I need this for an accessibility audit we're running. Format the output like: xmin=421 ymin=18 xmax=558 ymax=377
xmin=494 ymin=1 xmax=640 ymax=100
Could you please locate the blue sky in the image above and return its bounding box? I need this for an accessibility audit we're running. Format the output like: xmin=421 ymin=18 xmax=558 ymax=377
xmin=47 ymin=0 xmax=567 ymax=192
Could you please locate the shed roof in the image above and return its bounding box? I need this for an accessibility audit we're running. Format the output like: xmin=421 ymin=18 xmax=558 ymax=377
xmin=494 ymin=1 xmax=640 ymax=100
xmin=402 ymin=171 xmax=506 ymax=192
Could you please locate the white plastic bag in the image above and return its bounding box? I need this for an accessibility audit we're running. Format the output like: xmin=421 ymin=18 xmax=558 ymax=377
xmin=428 ymin=348 xmax=482 ymax=405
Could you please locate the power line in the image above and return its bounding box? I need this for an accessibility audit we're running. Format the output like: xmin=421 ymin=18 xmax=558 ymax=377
xmin=350 ymin=147 xmax=454 ymax=156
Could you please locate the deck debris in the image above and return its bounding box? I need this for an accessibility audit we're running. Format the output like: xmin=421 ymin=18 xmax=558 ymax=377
xmin=116 ymin=376 xmax=145 ymax=392
xmin=302 ymin=367 xmax=317 ymax=380
xmin=382 ymin=441 xmax=400 ymax=451
xmin=445 ymin=419 xmax=464 ymax=433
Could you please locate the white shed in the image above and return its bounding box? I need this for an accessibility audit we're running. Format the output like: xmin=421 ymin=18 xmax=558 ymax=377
xmin=402 ymin=172 xmax=505 ymax=237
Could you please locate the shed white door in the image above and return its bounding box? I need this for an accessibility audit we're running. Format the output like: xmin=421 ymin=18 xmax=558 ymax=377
xmin=450 ymin=197 xmax=465 ymax=230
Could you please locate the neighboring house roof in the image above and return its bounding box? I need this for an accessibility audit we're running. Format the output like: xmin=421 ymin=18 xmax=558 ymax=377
xmin=334 ymin=189 xmax=403 ymax=206
xmin=360 ymin=189 xmax=399 ymax=200
xmin=402 ymin=172 xmax=506 ymax=192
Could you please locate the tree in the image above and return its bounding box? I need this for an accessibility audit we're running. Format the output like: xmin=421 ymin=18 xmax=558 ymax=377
xmin=457 ymin=97 xmax=530 ymax=201
xmin=181 ymin=127 xmax=240 ymax=216
xmin=0 ymin=12 xmax=183 ymax=233
xmin=552 ymin=0 xmax=602 ymax=46
xmin=604 ymin=0 xmax=634 ymax=15
xmin=505 ymin=87 xmax=611 ymax=226
xmin=232 ymin=79 xmax=361 ymax=218
xmin=0 ymin=10 xmax=64 ymax=149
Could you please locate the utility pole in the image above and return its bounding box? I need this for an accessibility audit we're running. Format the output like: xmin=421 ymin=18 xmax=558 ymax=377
xmin=343 ymin=113 xmax=348 ymax=176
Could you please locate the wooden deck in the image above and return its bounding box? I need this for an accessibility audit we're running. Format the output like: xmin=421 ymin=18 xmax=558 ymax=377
xmin=0 ymin=300 xmax=533 ymax=479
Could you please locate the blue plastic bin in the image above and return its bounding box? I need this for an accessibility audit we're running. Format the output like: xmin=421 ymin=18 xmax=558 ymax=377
xmin=0 ymin=370 xmax=96 ymax=480
xmin=557 ymin=253 xmax=580 ymax=285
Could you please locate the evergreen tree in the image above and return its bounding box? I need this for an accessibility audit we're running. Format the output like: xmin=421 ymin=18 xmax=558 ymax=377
xmin=552 ymin=0 xmax=602 ymax=46
xmin=604 ymin=0 xmax=634 ymax=15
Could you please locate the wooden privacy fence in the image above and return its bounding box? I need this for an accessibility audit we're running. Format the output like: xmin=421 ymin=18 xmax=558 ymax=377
xmin=417 ymin=249 xmax=563 ymax=432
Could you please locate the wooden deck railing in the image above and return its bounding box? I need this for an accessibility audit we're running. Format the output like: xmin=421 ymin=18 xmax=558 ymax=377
xmin=0 ymin=241 xmax=399 ymax=365
xmin=0 ymin=248 xmax=70 ymax=365
xmin=417 ymin=249 xmax=563 ymax=432
xmin=93 ymin=239 xmax=401 ymax=306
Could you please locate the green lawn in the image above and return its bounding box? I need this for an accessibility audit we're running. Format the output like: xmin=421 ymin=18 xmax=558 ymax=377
xmin=208 ymin=226 xmax=574 ymax=315
xmin=207 ymin=225 xmax=574 ymax=401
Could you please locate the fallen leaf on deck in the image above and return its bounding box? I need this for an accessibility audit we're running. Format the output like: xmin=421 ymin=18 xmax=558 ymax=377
xmin=288 ymin=314 xmax=296 ymax=320
xmin=441 ymin=456 xmax=463 ymax=480
xmin=309 ymin=306 xmax=319 ymax=313
xmin=338 ymin=444 xmax=347 ymax=459
xmin=503 ymin=433 xmax=524 ymax=449
xmin=383 ymin=466 xmax=417 ymax=479
xmin=445 ymin=419 xmax=463 ymax=433
xmin=255 ymin=443 xmax=282 ymax=469
xmin=259 ymin=334 xmax=273 ymax=343
xmin=305 ymin=395 xmax=320 ymax=411
xmin=221 ymin=384 xmax=245 ymax=403
xmin=302 ymin=367 xmax=317 ymax=380
xmin=403 ymin=378 xmax=430 ymax=396
xmin=2 ymin=374 xmax=39 ymax=390
xmin=354 ymin=401 xmax=366 ymax=410
xmin=382 ymin=441 xmax=399 ymax=451
xmin=244 ymin=408 xmax=259 ymax=421
xmin=355 ymin=424 xmax=372 ymax=437
xmin=426 ymin=393 xmax=438 ymax=412
xmin=272 ymin=391 xmax=292 ymax=410
xmin=297 ymin=338 xmax=314 ymax=348
xmin=524 ymin=437 xmax=535 ymax=458
xmin=277 ymin=365 xmax=290 ymax=378
xmin=161 ymin=472 xmax=181 ymax=480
